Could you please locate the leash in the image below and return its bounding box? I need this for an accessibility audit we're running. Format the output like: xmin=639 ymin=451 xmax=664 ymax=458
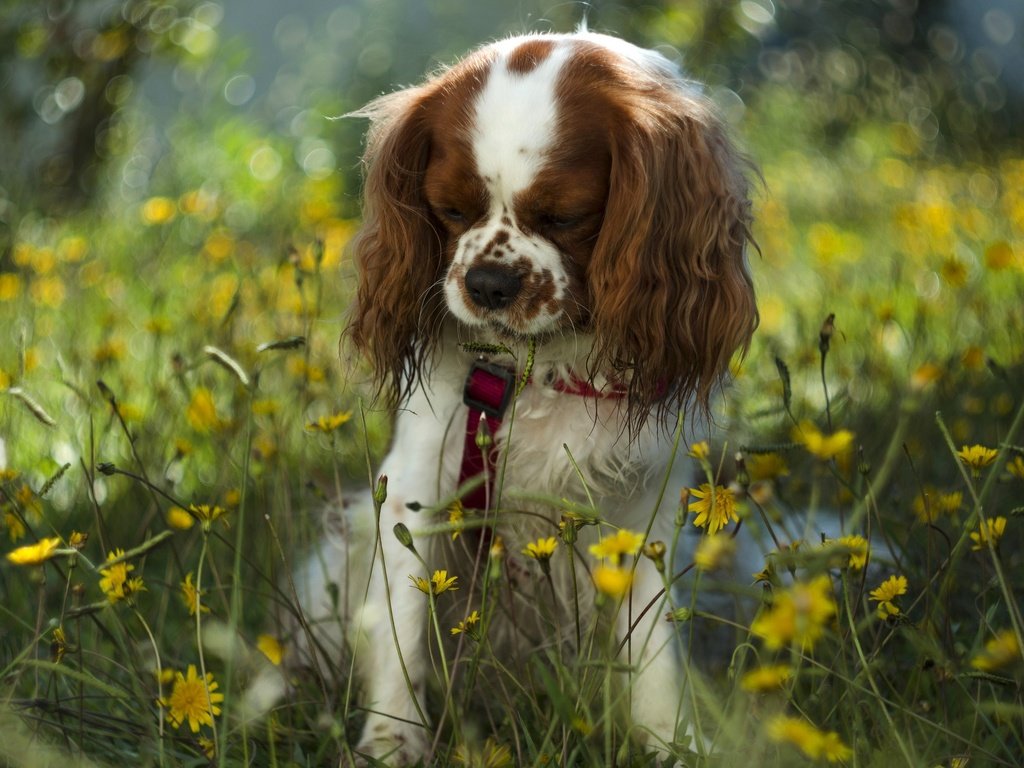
xmin=457 ymin=359 xmax=627 ymax=510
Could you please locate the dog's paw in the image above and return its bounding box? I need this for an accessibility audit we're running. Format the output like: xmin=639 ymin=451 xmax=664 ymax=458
xmin=344 ymin=723 xmax=430 ymax=768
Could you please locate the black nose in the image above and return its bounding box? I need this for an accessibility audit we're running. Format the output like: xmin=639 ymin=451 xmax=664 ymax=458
xmin=464 ymin=266 xmax=522 ymax=310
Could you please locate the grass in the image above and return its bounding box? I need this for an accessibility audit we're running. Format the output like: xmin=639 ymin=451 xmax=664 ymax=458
xmin=2 ymin=49 xmax=1024 ymax=768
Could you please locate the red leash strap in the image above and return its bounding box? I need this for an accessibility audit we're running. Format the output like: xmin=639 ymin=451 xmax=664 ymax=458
xmin=457 ymin=361 xmax=629 ymax=510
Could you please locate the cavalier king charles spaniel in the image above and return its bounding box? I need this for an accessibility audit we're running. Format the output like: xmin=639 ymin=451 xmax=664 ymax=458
xmin=277 ymin=30 xmax=757 ymax=766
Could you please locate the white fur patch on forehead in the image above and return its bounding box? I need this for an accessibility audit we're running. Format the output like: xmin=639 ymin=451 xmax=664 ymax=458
xmin=470 ymin=39 xmax=572 ymax=203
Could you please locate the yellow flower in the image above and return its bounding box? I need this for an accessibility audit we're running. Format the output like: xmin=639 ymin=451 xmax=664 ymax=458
xmin=68 ymin=531 xmax=88 ymax=549
xmin=141 ymin=196 xmax=177 ymax=225
xmin=166 ymin=506 xmax=195 ymax=530
xmin=4 ymin=512 xmax=27 ymax=542
xmin=970 ymin=629 xmax=1022 ymax=671
xmin=6 ymin=536 xmax=62 ymax=566
xmin=747 ymin=452 xmax=790 ymax=481
xmin=957 ymin=444 xmax=998 ymax=477
xmin=592 ymin=564 xmax=633 ymax=598
xmin=767 ymin=715 xmax=851 ymax=763
xmin=452 ymin=738 xmax=512 ymax=768
xmin=970 ymin=516 xmax=1007 ymax=551
xmin=740 ymin=664 xmax=792 ymax=692
xmin=257 ymin=634 xmax=284 ymax=666
xmin=305 ymin=410 xmax=353 ymax=433
xmin=186 ymin=387 xmax=227 ymax=433
xmin=448 ymin=500 xmax=464 ymax=541
xmin=189 ymin=503 xmax=228 ymax=533
xmin=588 ymin=529 xmax=645 ymax=564
xmin=51 ymin=626 xmax=68 ymax=664
xmin=793 ymin=421 xmax=855 ymax=461
xmin=0 ymin=273 xmax=23 ymax=301
xmin=99 ymin=549 xmax=145 ymax=603
xmin=451 ymin=610 xmax=481 ymax=637
xmin=688 ymin=440 xmax=710 ymax=460
xmin=1007 ymin=455 xmax=1024 ymax=480
xmin=197 ymin=736 xmax=216 ymax=759
xmin=832 ymin=534 xmax=869 ymax=570
xmin=751 ymin=575 xmax=836 ymax=651
xmin=161 ymin=665 xmax=224 ymax=733
xmin=181 ymin=573 xmax=209 ymax=616
xmin=869 ymin=574 xmax=908 ymax=619
xmin=523 ymin=536 xmax=558 ymax=561
xmin=410 ymin=569 xmax=459 ymax=596
xmin=694 ymin=533 xmax=735 ymax=572
xmin=688 ymin=484 xmax=739 ymax=535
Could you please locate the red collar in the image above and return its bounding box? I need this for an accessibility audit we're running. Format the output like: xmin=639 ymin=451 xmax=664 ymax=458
xmin=457 ymin=360 xmax=626 ymax=510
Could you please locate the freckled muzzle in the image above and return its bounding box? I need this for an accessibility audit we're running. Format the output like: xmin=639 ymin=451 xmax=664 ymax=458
xmin=464 ymin=265 xmax=522 ymax=310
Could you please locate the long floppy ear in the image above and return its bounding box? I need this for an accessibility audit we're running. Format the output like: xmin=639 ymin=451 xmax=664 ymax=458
xmin=345 ymin=86 xmax=445 ymax=405
xmin=589 ymin=87 xmax=758 ymax=432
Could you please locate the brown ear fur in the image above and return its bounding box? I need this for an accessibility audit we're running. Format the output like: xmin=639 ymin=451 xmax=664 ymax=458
xmin=345 ymin=87 xmax=446 ymax=406
xmin=589 ymin=87 xmax=758 ymax=432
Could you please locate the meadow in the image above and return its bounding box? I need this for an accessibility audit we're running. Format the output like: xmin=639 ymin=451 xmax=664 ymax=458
xmin=1 ymin=3 xmax=1023 ymax=766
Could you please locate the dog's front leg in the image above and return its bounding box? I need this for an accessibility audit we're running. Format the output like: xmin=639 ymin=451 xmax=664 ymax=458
xmin=351 ymin=397 xmax=460 ymax=767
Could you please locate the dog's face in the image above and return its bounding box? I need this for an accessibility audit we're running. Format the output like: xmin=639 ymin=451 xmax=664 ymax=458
xmin=349 ymin=32 xmax=758 ymax=426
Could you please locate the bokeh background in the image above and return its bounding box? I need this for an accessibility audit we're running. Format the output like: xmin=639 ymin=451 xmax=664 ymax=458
xmin=1 ymin=1 xmax=1022 ymax=765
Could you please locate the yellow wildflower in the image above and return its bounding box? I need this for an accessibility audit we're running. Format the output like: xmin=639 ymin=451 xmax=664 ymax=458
xmin=167 ymin=506 xmax=195 ymax=530
xmin=970 ymin=516 xmax=1007 ymax=551
xmin=592 ymin=564 xmax=633 ymax=598
xmin=970 ymin=629 xmax=1022 ymax=671
xmin=1007 ymin=455 xmax=1024 ymax=480
xmin=588 ymin=528 xmax=645 ymax=564
xmin=792 ymin=420 xmax=854 ymax=461
xmin=688 ymin=440 xmax=710 ymax=460
xmin=523 ymin=536 xmax=558 ymax=561
xmin=189 ymin=503 xmax=228 ymax=533
xmin=197 ymin=736 xmax=216 ymax=759
xmin=410 ymin=569 xmax=458 ymax=596
xmin=452 ymin=738 xmax=512 ymax=768
xmin=4 ymin=512 xmax=26 ymax=541
xmin=957 ymin=444 xmax=998 ymax=477
xmin=747 ymin=452 xmax=790 ymax=481
xmin=186 ymin=387 xmax=227 ymax=433
xmin=99 ymin=549 xmax=145 ymax=603
xmin=740 ymin=664 xmax=792 ymax=692
xmin=6 ymin=536 xmax=61 ymax=566
xmin=694 ymin=533 xmax=735 ymax=572
xmin=51 ymin=626 xmax=68 ymax=664
xmin=181 ymin=573 xmax=209 ymax=616
xmin=767 ymin=715 xmax=852 ymax=763
xmin=141 ymin=196 xmax=177 ymax=225
xmin=751 ymin=575 xmax=836 ymax=651
xmin=832 ymin=534 xmax=869 ymax=570
xmin=68 ymin=531 xmax=88 ymax=549
xmin=451 ymin=610 xmax=481 ymax=637
xmin=257 ymin=634 xmax=284 ymax=666
xmin=688 ymin=484 xmax=739 ymax=535
xmin=161 ymin=665 xmax=224 ymax=733
xmin=305 ymin=410 xmax=352 ymax=433
xmin=869 ymin=574 xmax=908 ymax=619
xmin=448 ymin=500 xmax=464 ymax=541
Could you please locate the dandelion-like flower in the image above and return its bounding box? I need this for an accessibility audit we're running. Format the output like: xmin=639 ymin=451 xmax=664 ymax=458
xmin=832 ymin=534 xmax=869 ymax=570
xmin=305 ymin=410 xmax=352 ymax=433
xmin=452 ymin=738 xmax=512 ymax=768
xmin=970 ymin=629 xmax=1022 ymax=671
xmin=970 ymin=516 xmax=1007 ymax=551
xmin=688 ymin=441 xmax=710 ymax=460
xmin=186 ymin=388 xmax=226 ymax=433
xmin=167 ymin=506 xmax=195 ymax=530
xmin=451 ymin=610 xmax=481 ymax=637
xmin=5 ymin=536 xmax=61 ymax=566
xmin=592 ymin=564 xmax=633 ymax=598
xmin=588 ymin=529 xmax=645 ymax=564
xmin=957 ymin=444 xmax=998 ymax=478
xmin=523 ymin=536 xmax=558 ymax=561
xmin=99 ymin=549 xmax=145 ymax=603
xmin=751 ymin=574 xmax=836 ymax=650
xmin=740 ymin=664 xmax=792 ymax=692
xmin=448 ymin=500 xmax=464 ymax=541
xmin=767 ymin=715 xmax=852 ymax=763
xmin=694 ymin=533 xmax=735 ymax=572
xmin=161 ymin=665 xmax=225 ymax=733
xmin=1008 ymin=455 xmax=1024 ymax=480
xmin=181 ymin=573 xmax=210 ymax=616
xmin=257 ymin=634 xmax=284 ymax=666
xmin=869 ymin=574 xmax=908 ymax=619
xmin=747 ymin=453 xmax=790 ymax=482
xmin=792 ymin=421 xmax=855 ymax=461
xmin=688 ymin=484 xmax=739 ymax=535
xmin=189 ymin=503 xmax=228 ymax=533
xmin=410 ymin=569 xmax=459 ymax=596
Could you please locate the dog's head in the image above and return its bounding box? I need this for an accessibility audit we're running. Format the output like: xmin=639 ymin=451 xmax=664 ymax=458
xmin=347 ymin=32 xmax=757 ymax=427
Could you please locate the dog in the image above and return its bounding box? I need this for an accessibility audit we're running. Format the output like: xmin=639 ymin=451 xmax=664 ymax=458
xmin=267 ymin=30 xmax=757 ymax=766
